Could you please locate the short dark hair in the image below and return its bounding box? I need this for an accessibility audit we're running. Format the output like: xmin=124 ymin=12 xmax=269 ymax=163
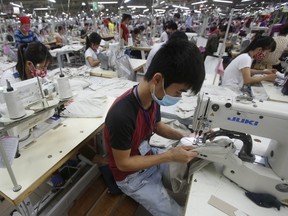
xmin=16 ymin=42 xmax=52 ymax=80
xmin=166 ymin=21 xmax=177 ymax=30
xmin=122 ymin=13 xmax=132 ymax=22
xmin=145 ymin=40 xmax=205 ymax=94
xmin=174 ymin=13 xmax=180 ymax=19
xmin=133 ymin=28 xmax=140 ymax=35
xmin=169 ymin=31 xmax=188 ymax=41
xmin=86 ymin=32 xmax=102 ymax=50
xmin=242 ymin=35 xmax=276 ymax=53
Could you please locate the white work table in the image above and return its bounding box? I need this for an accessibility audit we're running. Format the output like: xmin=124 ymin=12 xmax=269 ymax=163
xmin=0 ymin=96 xmax=115 ymax=206
xmin=185 ymin=163 xmax=288 ymax=216
xmin=261 ymin=81 xmax=288 ymax=103
xmin=90 ymin=58 xmax=146 ymax=79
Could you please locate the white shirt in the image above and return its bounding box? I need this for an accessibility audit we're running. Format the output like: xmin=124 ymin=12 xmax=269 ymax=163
xmin=160 ymin=31 xmax=169 ymax=43
xmin=85 ymin=47 xmax=98 ymax=68
xmin=144 ymin=42 xmax=165 ymax=73
xmin=222 ymin=53 xmax=252 ymax=90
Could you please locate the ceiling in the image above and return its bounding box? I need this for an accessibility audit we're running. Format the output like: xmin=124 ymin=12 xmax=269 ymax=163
xmin=0 ymin=0 xmax=286 ymax=17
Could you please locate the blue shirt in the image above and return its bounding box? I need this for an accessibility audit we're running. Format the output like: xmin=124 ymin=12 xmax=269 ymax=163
xmin=14 ymin=29 xmax=39 ymax=47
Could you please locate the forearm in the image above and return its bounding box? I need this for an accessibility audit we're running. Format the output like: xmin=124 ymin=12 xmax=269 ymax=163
xmin=250 ymin=69 xmax=264 ymax=75
xmin=154 ymin=122 xmax=186 ymax=140
xmin=114 ymin=151 xmax=172 ymax=172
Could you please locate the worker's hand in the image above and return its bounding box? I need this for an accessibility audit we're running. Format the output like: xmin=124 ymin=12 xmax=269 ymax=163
xmin=264 ymin=73 xmax=277 ymax=82
xmin=168 ymin=145 xmax=198 ymax=163
xmin=263 ymin=69 xmax=277 ymax=74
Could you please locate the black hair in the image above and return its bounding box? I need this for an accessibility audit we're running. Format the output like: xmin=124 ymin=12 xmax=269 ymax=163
xmin=139 ymin=25 xmax=145 ymax=32
xmin=145 ymin=39 xmax=205 ymax=94
xmin=57 ymin=26 xmax=63 ymax=32
xmin=174 ymin=13 xmax=180 ymax=19
xmin=121 ymin=13 xmax=132 ymax=22
xmin=242 ymin=35 xmax=276 ymax=54
xmin=16 ymin=42 xmax=52 ymax=80
xmin=86 ymin=32 xmax=102 ymax=50
xmin=133 ymin=28 xmax=140 ymax=35
xmin=219 ymin=24 xmax=233 ymax=33
xmin=169 ymin=31 xmax=188 ymax=41
xmin=84 ymin=23 xmax=89 ymax=27
xmin=166 ymin=21 xmax=177 ymax=31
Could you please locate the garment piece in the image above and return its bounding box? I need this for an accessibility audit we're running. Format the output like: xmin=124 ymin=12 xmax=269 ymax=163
xmin=14 ymin=29 xmax=39 ymax=47
xmin=116 ymin=165 xmax=183 ymax=216
xmin=222 ymin=53 xmax=252 ymax=89
xmin=85 ymin=47 xmax=98 ymax=68
xmin=104 ymin=86 xmax=160 ymax=181
xmin=60 ymin=95 xmax=107 ymax=118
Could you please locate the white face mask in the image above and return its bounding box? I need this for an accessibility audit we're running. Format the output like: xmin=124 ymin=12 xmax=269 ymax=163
xmin=151 ymin=81 xmax=181 ymax=106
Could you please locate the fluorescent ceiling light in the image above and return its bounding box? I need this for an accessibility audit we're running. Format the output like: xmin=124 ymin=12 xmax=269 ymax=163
xmin=213 ymin=0 xmax=233 ymax=3
xmin=127 ymin=6 xmax=147 ymax=8
xmin=48 ymin=0 xmax=56 ymax=3
xmin=241 ymin=0 xmax=251 ymax=2
xmin=191 ymin=1 xmax=207 ymax=5
xmin=143 ymin=9 xmax=149 ymax=12
xmin=10 ymin=2 xmax=22 ymax=8
xmin=160 ymin=1 xmax=165 ymax=4
xmin=155 ymin=9 xmax=165 ymax=12
xmin=98 ymin=1 xmax=118 ymax=4
xmin=34 ymin=8 xmax=55 ymax=10
xmin=124 ymin=0 xmax=131 ymax=3
xmin=172 ymin=5 xmax=189 ymax=10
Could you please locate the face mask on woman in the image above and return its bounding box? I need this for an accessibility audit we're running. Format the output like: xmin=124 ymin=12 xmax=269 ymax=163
xmin=22 ymin=26 xmax=30 ymax=33
xmin=30 ymin=63 xmax=47 ymax=78
xmin=253 ymin=51 xmax=267 ymax=61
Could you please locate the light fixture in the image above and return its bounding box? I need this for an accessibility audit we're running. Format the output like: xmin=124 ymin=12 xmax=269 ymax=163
xmin=143 ymin=9 xmax=149 ymax=12
xmin=241 ymin=0 xmax=251 ymax=2
xmin=172 ymin=5 xmax=190 ymax=10
xmin=10 ymin=2 xmax=23 ymax=8
xmin=127 ymin=5 xmax=147 ymax=8
xmin=124 ymin=0 xmax=131 ymax=3
xmin=191 ymin=1 xmax=207 ymax=5
xmin=82 ymin=2 xmax=86 ymax=6
xmin=213 ymin=0 xmax=233 ymax=3
xmin=160 ymin=1 xmax=165 ymax=4
xmin=98 ymin=1 xmax=118 ymax=4
xmin=48 ymin=0 xmax=56 ymax=3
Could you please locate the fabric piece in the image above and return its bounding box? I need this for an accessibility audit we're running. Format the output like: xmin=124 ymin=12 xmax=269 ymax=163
xmin=60 ymin=95 xmax=107 ymax=118
xmin=245 ymin=191 xmax=282 ymax=210
xmin=208 ymin=195 xmax=249 ymax=216
xmin=216 ymin=59 xmax=224 ymax=76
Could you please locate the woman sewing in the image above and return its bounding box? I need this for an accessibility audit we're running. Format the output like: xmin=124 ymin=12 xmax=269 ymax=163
xmin=1 ymin=42 xmax=52 ymax=86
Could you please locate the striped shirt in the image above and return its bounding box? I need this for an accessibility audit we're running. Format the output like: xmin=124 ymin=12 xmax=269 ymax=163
xmin=14 ymin=29 xmax=39 ymax=47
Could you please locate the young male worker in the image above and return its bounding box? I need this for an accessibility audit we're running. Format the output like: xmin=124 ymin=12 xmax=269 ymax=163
xmin=104 ymin=39 xmax=205 ymax=216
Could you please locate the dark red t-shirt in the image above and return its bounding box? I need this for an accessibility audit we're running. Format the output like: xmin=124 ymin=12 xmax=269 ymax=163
xmin=104 ymin=86 xmax=160 ymax=181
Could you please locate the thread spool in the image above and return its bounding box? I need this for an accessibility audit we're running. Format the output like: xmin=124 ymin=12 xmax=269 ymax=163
xmin=3 ymin=81 xmax=26 ymax=119
xmin=57 ymin=76 xmax=72 ymax=100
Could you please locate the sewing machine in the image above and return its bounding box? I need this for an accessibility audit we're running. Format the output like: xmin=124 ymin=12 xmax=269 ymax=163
xmin=0 ymin=77 xmax=60 ymax=150
xmin=191 ymin=91 xmax=288 ymax=202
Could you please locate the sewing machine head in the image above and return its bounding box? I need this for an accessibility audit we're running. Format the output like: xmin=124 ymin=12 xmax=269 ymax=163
xmin=0 ymin=78 xmax=58 ymax=150
xmin=192 ymin=88 xmax=288 ymax=201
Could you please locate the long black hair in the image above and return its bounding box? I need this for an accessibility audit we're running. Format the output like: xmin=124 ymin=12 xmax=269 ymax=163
xmin=16 ymin=42 xmax=52 ymax=80
xmin=85 ymin=32 xmax=102 ymax=50
xmin=241 ymin=35 xmax=276 ymax=54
